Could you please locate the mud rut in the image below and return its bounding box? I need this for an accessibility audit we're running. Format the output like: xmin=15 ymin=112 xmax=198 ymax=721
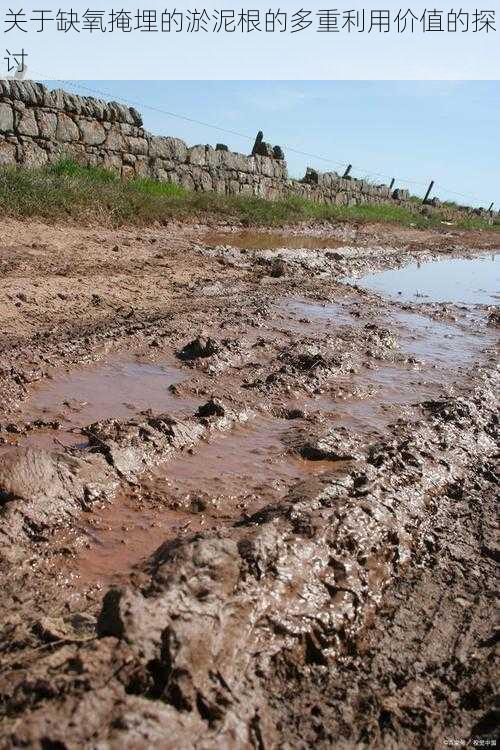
xmin=0 ymin=223 xmax=498 ymax=749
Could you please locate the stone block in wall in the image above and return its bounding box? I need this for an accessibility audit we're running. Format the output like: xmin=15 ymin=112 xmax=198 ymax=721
xmin=0 ymin=139 xmax=17 ymax=165
xmin=221 ymin=150 xmax=252 ymax=173
xmin=179 ymin=170 xmax=196 ymax=191
xmin=83 ymin=151 xmax=99 ymax=167
xmin=0 ymin=103 xmax=14 ymax=133
xmin=0 ymin=79 xmax=12 ymax=97
xmin=77 ymin=97 xmax=103 ymax=120
xmin=214 ymin=178 xmax=226 ymax=194
xmin=164 ymin=137 xmax=188 ymax=163
xmin=272 ymin=160 xmax=287 ymax=179
xmin=108 ymin=101 xmax=135 ymax=125
xmin=79 ymin=119 xmax=106 ymax=146
xmin=59 ymin=91 xmax=82 ymax=116
xmin=206 ymin=148 xmax=223 ymax=168
xmin=104 ymin=126 xmax=126 ymax=152
xmin=127 ymin=137 xmax=148 ymax=155
xmin=134 ymin=156 xmax=149 ymax=177
xmin=254 ymin=180 xmax=270 ymax=198
xmin=56 ymin=113 xmax=80 ymax=142
xmin=253 ymin=155 xmax=274 ymax=178
xmin=122 ymin=153 xmax=137 ymax=166
xmin=17 ymin=108 xmax=39 ymax=137
xmin=199 ymin=170 xmax=214 ymax=192
xmin=188 ymin=145 xmax=207 ymax=167
xmin=153 ymin=168 xmax=170 ymax=182
xmin=151 ymin=158 xmax=176 ymax=175
xmin=20 ymin=139 xmax=48 ymax=168
xmin=129 ymin=108 xmax=142 ymax=127
xmin=149 ymin=136 xmax=171 ymax=160
xmin=9 ymin=80 xmax=40 ymax=106
xmin=35 ymin=110 xmax=57 ymax=139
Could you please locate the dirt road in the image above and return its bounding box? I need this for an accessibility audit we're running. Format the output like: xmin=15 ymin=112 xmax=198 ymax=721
xmin=0 ymin=217 xmax=498 ymax=748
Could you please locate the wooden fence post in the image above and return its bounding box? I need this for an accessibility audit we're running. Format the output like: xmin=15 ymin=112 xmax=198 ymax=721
xmin=423 ymin=180 xmax=434 ymax=204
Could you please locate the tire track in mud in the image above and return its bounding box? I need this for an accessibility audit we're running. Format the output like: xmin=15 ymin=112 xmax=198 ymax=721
xmin=0 ymin=222 xmax=498 ymax=748
xmin=1 ymin=372 xmax=498 ymax=749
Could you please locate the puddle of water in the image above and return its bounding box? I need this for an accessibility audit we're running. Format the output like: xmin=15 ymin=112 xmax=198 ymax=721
xmin=393 ymin=310 xmax=497 ymax=368
xmin=44 ymin=289 xmax=497 ymax=592
xmin=149 ymin=416 xmax=328 ymax=513
xmin=63 ymin=497 xmax=212 ymax=589
xmin=289 ymin=367 xmax=445 ymax=438
xmin=281 ymin=298 xmax=497 ymax=436
xmin=278 ymin=298 xmax=353 ymax=331
xmin=349 ymin=254 xmax=499 ymax=305
xmin=204 ymin=230 xmax=343 ymax=252
xmin=63 ymin=416 xmax=351 ymax=589
xmin=8 ymin=354 xmax=196 ymax=451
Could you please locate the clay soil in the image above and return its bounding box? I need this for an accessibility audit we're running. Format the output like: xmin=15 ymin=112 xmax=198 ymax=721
xmin=0 ymin=217 xmax=498 ymax=749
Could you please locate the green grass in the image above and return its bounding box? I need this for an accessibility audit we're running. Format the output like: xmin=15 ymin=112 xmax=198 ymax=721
xmin=0 ymin=160 xmax=498 ymax=232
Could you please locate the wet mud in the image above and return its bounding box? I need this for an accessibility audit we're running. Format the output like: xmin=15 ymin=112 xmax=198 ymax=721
xmin=0 ymin=218 xmax=498 ymax=749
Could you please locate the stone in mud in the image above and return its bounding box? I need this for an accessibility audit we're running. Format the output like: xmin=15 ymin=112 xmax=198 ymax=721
xmin=285 ymin=344 xmax=327 ymax=372
xmin=286 ymin=424 xmax=362 ymax=461
xmin=196 ymin=397 xmax=226 ymax=418
xmin=177 ymin=336 xmax=220 ymax=360
xmin=269 ymin=258 xmax=287 ymax=278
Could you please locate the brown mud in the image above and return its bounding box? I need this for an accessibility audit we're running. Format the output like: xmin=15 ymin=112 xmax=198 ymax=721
xmin=0 ymin=218 xmax=498 ymax=749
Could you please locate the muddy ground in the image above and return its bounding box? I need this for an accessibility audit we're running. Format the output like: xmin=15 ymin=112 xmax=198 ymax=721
xmin=0 ymin=217 xmax=498 ymax=749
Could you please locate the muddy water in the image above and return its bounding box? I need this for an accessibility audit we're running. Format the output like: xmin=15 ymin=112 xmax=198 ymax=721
xmin=282 ymin=299 xmax=497 ymax=436
xmin=62 ymin=496 xmax=211 ymax=589
xmin=3 ymin=353 xmax=197 ymax=451
xmin=203 ymin=230 xmax=344 ymax=251
xmin=393 ymin=309 xmax=497 ymax=367
xmin=350 ymin=253 xmax=499 ymax=304
xmin=149 ymin=416 xmax=335 ymax=511
xmin=278 ymin=297 xmax=354 ymax=330
xmin=45 ymin=290 xmax=497 ymax=591
xmin=63 ymin=416 xmax=352 ymax=589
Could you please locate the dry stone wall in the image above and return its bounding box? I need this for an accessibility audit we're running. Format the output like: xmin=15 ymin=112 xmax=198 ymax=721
xmin=0 ymin=79 xmax=289 ymax=199
xmin=0 ymin=80 xmax=486 ymax=216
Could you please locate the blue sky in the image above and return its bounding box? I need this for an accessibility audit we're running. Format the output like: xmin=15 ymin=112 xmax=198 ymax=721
xmin=48 ymin=81 xmax=499 ymax=208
